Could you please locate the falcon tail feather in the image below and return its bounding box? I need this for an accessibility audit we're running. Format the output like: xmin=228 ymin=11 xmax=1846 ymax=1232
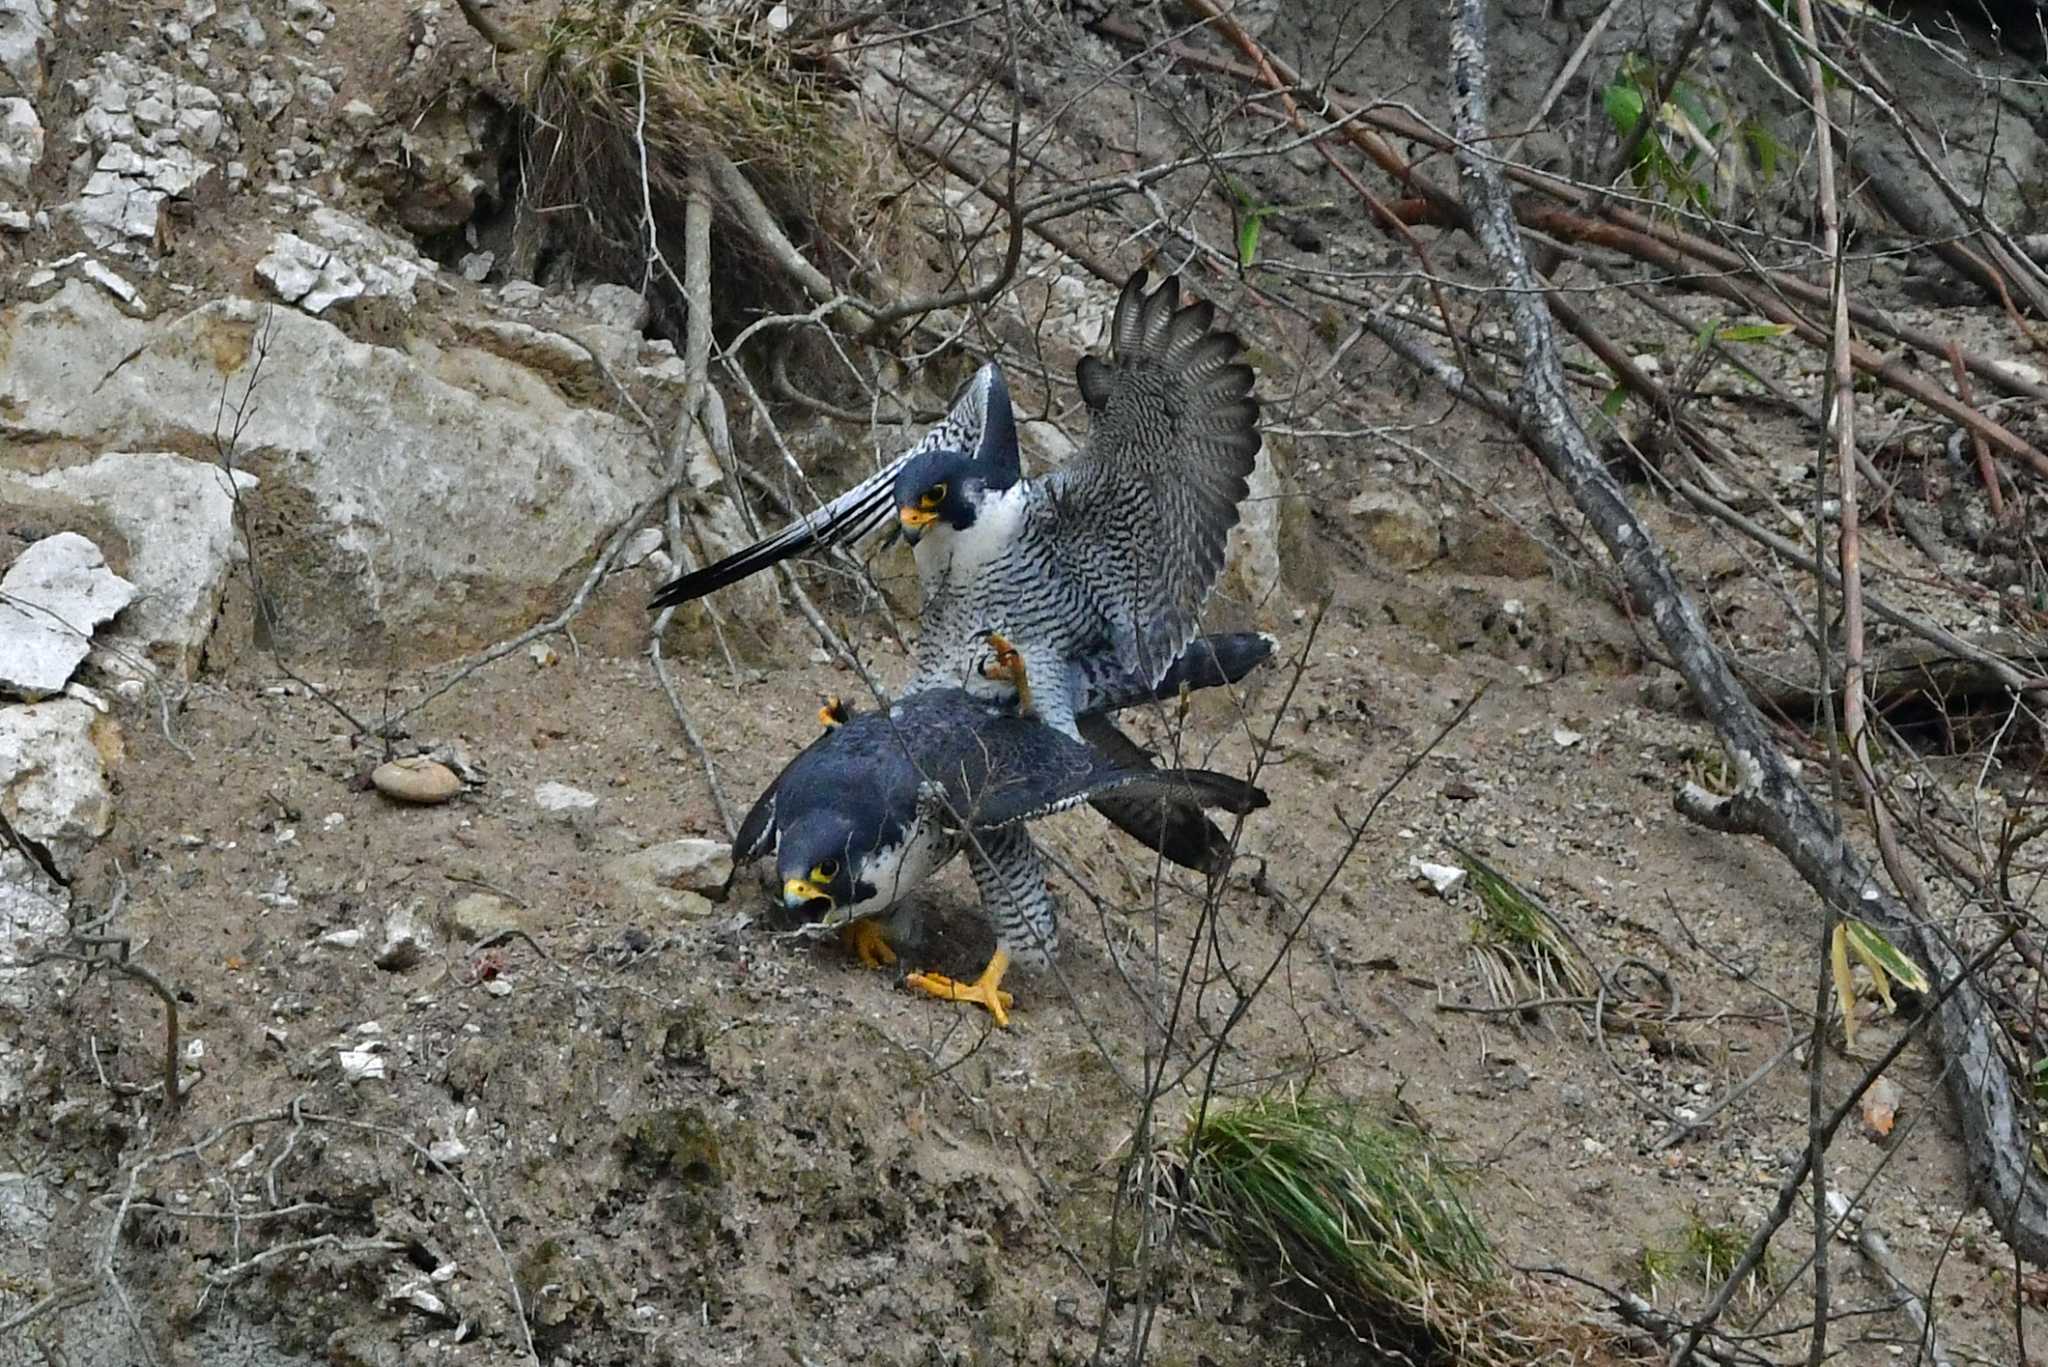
xmin=647 ymin=471 xmax=897 ymax=609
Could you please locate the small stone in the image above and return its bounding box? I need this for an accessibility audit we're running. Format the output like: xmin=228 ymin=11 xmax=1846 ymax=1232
xmin=78 ymin=259 xmax=139 ymax=306
xmin=619 ymin=527 xmax=664 ymax=568
xmin=1410 ymin=859 xmax=1466 ymax=898
xmin=0 ymin=699 xmax=118 ymax=876
xmin=441 ymin=891 xmax=543 ymax=942
xmin=427 ymin=1137 xmax=467 ymax=1166
xmin=371 ymin=757 xmax=461 ymax=805
xmin=318 ymin=926 xmax=364 ymax=949
xmin=602 ymin=839 xmax=733 ymax=896
xmin=483 ymin=978 xmax=513 ymax=997
xmin=582 ymin=283 xmax=647 ymax=330
xmin=340 ymin=97 xmax=375 ymax=128
xmin=0 ymin=97 xmax=44 ymax=192
xmin=458 ymin=249 xmax=493 ymax=282
xmin=337 ymin=1043 xmax=386 ymax=1081
xmin=1551 ymin=725 xmax=1584 ymax=749
xmin=533 ymin=781 xmax=597 ymax=814
xmin=375 ymin=901 xmax=432 ymax=971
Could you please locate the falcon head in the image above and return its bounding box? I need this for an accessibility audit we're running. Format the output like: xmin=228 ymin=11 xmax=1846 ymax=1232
xmin=892 ymin=448 xmax=987 ymax=544
xmin=777 ymin=811 xmax=866 ymax=919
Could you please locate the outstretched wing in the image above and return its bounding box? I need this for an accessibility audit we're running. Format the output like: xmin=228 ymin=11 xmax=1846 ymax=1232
xmin=904 ymin=703 xmax=1264 ymax=830
xmin=648 ymin=362 xmax=1018 ymax=609
xmin=1071 ymin=630 xmax=1276 ymax=717
xmin=1047 ymin=274 xmax=1261 ymax=681
xmin=1080 ymin=714 xmax=1236 ymax=874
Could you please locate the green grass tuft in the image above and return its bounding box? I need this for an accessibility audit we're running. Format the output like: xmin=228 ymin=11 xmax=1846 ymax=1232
xmin=1172 ymin=1093 xmax=1522 ymax=1361
xmin=1460 ymin=849 xmax=1595 ymax=1009
xmin=1636 ymin=1208 xmax=1772 ymax=1304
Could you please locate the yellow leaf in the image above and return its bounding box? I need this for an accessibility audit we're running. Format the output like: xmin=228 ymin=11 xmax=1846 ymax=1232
xmin=1830 ymin=923 xmax=1860 ymax=1049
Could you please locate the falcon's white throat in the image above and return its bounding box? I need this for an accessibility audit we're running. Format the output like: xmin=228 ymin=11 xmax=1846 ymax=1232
xmin=916 ymin=482 xmax=1028 ymax=587
xmin=820 ymin=822 xmax=954 ymax=925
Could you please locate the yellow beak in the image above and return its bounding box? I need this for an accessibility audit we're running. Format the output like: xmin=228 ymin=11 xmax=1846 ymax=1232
xmin=899 ymin=506 xmax=938 ymax=531
xmin=783 ymin=877 xmax=830 ymax=911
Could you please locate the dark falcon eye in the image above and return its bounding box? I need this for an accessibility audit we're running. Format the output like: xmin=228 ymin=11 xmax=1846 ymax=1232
xmin=922 ymin=483 xmax=947 ymax=507
xmin=818 ymin=859 xmax=839 ymax=880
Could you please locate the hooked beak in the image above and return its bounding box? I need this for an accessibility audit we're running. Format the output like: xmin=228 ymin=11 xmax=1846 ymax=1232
xmin=783 ymin=877 xmax=833 ymax=916
xmin=898 ymin=506 xmax=938 ymax=534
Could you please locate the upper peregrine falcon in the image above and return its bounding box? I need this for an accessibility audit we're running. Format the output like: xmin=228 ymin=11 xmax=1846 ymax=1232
xmin=649 ymin=272 xmax=1261 ymax=739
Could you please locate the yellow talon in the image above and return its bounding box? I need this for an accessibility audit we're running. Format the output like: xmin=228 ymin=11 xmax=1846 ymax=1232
xmin=818 ymin=695 xmax=849 ymax=729
xmin=840 ymin=918 xmax=896 ymax=969
xmin=980 ymin=634 xmax=1034 ymax=717
xmin=906 ymin=948 xmax=1015 ymax=1028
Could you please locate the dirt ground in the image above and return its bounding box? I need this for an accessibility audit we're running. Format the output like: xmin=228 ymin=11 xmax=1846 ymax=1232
xmin=12 ymin=1 xmax=2048 ymax=1364
xmin=20 ymin=455 xmax=2037 ymax=1364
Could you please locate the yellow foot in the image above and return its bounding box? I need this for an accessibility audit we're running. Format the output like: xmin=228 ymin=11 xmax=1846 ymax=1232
xmin=979 ymin=634 xmax=1034 ymax=717
xmin=906 ymin=949 xmax=1015 ymax=1028
xmin=840 ymin=918 xmax=896 ymax=969
xmin=818 ymin=695 xmax=850 ymax=729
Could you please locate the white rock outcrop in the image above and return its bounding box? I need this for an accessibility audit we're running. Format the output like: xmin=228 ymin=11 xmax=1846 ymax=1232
xmin=0 ymin=282 xmax=668 ymax=647
xmin=0 ymin=0 xmax=51 ymax=98
xmin=0 ymin=453 xmax=253 ymax=681
xmin=0 ymin=533 xmax=137 ymax=697
xmin=0 ymin=93 xmax=40 ymax=189
xmin=0 ymin=699 xmax=117 ymax=876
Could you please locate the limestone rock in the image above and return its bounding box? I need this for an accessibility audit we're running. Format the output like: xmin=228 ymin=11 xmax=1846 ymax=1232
xmin=256 ymin=209 xmax=427 ymax=315
xmin=603 ymin=839 xmax=734 ymax=896
xmin=63 ymin=54 xmax=231 ymax=253
xmin=441 ymin=891 xmax=547 ymax=942
xmin=0 ymin=0 xmax=51 ymax=98
xmin=0 ymin=282 xmax=667 ymax=650
xmin=1 ymin=848 xmax=71 ymax=1113
xmin=1346 ymin=489 xmax=1442 ymax=572
xmin=0 ymin=94 xmax=40 ymax=189
xmin=534 ymin=782 xmax=598 ymax=815
xmin=0 ymin=453 xmax=252 ymax=681
xmin=375 ymin=901 xmax=433 ymax=971
xmin=0 ymin=699 xmax=118 ymax=876
xmin=600 ymin=841 xmax=729 ymax=920
xmin=0 ymin=533 xmax=137 ymax=697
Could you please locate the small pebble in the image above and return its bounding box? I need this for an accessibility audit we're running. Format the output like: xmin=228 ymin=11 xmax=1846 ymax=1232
xmin=372 ymin=756 xmax=461 ymax=804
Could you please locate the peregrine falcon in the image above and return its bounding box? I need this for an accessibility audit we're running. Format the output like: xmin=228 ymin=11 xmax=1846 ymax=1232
xmin=649 ymin=272 xmax=1260 ymax=742
xmin=724 ymin=631 xmax=1273 ymax=1025
xmin=890 ymin=273 xmax=1259 ymax=738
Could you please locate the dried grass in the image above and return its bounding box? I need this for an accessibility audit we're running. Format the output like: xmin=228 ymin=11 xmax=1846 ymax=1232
xmin=517 ymin=1 xmax=883 ymax=331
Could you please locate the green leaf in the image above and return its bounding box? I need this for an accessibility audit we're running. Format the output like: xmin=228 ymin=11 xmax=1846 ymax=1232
xmin=1843 ymin=919 xmax=1932 ymax=997
xmin=1601 ymin=384 xmax=1628 ymax=416
xmin=1744 ymin=122 xmax=1784 ymax=181
xmin=1237 ymin=211 xmax=1265 ymax=268
xmin=1603 ymin=81 xmax=1644 ymax=135
xmin=1672 ymin=83 xmax=1712 ymax=133
xmin=1714 ymin=322 xmax=1794 ymax=344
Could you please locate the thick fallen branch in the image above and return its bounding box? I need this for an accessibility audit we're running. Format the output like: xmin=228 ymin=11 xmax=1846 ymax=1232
xmin=1736 ymin=634 xmax=2048 ymax=716
xmin=1430 ymin=0 xmax=2048 ymax=1267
